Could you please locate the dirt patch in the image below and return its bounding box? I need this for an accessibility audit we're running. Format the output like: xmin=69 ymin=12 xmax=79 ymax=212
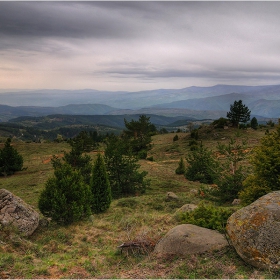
xmin=42 ymin=154 xmax=64 ymax=164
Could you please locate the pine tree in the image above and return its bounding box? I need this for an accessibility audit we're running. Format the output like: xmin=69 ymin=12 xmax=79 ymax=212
xmin=38 ymin=162 xmax=92 ymax=225
xmin=123 ymin=115 xmax=156 ymax=156
xmin=90 ymin=153 xmax=111 ymax=214
xmin=245 ymin=127 xmax=280 ymax=191
xmin=213 ymin=138 xmax=249 ymax=203
xmin=0 ymin=138 xmax=23 ymax=176
xmin=62 ymin=140 xmax=92 ymax=185
xmin=185 ymin=144 xmax=219 ymax=184
xmin=250 ymin=117 xmax=258 ymax=130
xmin=104 ymin=134 xmax=149 ymax=198
xmin=175 ymin=157 xmax=186 ymax=174
xmin=227 ymin=100 xmax=251 ymax=128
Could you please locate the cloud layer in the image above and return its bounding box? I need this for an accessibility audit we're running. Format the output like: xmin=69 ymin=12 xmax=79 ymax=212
xmin=1 ymin=1 xmax=280 ymax=91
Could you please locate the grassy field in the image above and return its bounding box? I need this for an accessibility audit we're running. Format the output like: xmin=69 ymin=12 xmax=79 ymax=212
xmin=0 ymin=126 xmax=279 ymax=279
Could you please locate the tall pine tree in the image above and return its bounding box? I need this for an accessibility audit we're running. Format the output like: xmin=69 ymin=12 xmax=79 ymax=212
xmin=227 ymin=100 xmax=251 ymax=128
xmin=90 ymin=153 xmax=112 ymax=214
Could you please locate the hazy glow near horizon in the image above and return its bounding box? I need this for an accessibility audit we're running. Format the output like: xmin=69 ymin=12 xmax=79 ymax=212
xmin=1 ymin=2 xmax=280 ymax=91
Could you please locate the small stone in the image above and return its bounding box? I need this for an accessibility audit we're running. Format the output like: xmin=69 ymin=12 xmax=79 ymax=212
xmin=166 ymin=192 xmax=179 ymax=201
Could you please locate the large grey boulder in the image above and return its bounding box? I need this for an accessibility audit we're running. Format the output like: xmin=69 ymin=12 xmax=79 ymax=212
xmin=227 ymin=191 xmax=280 ymax=270
xmin=0 ymin=189 xmax=40 ymax=236
xmin=154 ymin=224 xmax=228 ymax=256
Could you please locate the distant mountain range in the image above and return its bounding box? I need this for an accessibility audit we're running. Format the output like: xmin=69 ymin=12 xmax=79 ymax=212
xmin=0 ymin=84 xmax=279 ymax=122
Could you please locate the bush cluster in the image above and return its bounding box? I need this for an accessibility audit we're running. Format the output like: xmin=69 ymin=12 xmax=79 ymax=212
xmin=184 ymin=137 xmax=250 ymax=203
xmin=39 ymin=115 xmax=152 ymax=225
xmin=39 ymin=150 xmax=111 ymax=225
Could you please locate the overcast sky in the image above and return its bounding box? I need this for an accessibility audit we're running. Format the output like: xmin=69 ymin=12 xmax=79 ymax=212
xmin=1 ymin=1 xmax=280 ymax=91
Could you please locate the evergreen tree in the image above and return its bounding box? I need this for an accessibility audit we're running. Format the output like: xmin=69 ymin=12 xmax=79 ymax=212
xmin=227 ymin=100 xmax=251 ymax=127
xmin=240 ymin=124 xmax=280 ymax=203
xmin=71 ymin=131 xmax=100 ymax=152
xmin=61 ymin=140 xmax=92 ymax=184
xmin=38 ymin=162 xmax=92 ymax=225
xmin=0 ymin=138 xmax=23 ymax=176
xmin=104 ymin=134 xmax=149 ymax=198
xmin=185 ymin=144 xmax=219 ymax=184
xmin=250 ymin=117 xmax=258 ymax=130
xmin=90 ymin=153 xmax=111 ymax=214
xmin=173 ymin=134 xmax=179 ymax=142
xmin=175 ymin=157 xmax=186 ymax=175
xmin=123 ymin=115 xmax=156 ymax=156
xmin=212 ymin=138 xmax=249 ymax=203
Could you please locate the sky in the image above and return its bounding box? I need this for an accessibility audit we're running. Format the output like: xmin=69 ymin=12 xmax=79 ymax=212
xmin=1 ymin=1 xmax=280 ymax=92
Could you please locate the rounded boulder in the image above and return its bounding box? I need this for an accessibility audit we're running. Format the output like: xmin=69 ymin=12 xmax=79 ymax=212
xmin=226 ymin=191 xmax=280 ymax=270
xmin=0 ymin=189 xmax=40 ymax=236
xmin=154 ymin=224 xmax=228 ymax=256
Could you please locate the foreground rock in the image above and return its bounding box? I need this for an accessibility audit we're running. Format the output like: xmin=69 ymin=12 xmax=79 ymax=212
xmin=0 ymin=189 xmax=40 ymax=236
xmin=154 ymin=224 xmax=228 ymax=256
xmin=227 ymin=191 xmax=280 ymax=270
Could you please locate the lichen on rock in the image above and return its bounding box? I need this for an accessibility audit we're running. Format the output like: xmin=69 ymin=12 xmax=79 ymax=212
xmin=227 ymin=191 xmax=280 ymax=270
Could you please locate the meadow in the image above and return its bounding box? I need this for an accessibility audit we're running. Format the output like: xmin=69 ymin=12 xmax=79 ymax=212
xmin=0 ymin=125 xmax=279 ymax=279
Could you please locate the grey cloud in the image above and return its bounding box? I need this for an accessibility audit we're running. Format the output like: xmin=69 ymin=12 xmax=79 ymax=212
xmin=102 ymin=63 xmax=280 ymax=82
xmin=0 ymin=2 xmax=137 ymax=39
xmin=0 ymin=1 xmax=185 ymax=41
xmin=1 ymin=2 xmax=280 ymax=45
xmin=2 ymin=1 xmax=280 ymax=90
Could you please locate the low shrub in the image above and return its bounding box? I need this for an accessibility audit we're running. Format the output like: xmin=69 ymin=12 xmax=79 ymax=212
xmin=239 ymin=185 xmax=271 ymax=206
xmin=176 ymin=203 xmax=236 ymax=233
xmin=212 ymin=117 xmax=229 ymax=128
xmin=173 ymin=134 xmax=179 ymax=142
xmin=138 ymin=149 xmax=147 ymax=159
xmin=188 ymin=139 xmax=198 ymax=146
xmin=190 ymin=129 xmax=199 ymax=140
